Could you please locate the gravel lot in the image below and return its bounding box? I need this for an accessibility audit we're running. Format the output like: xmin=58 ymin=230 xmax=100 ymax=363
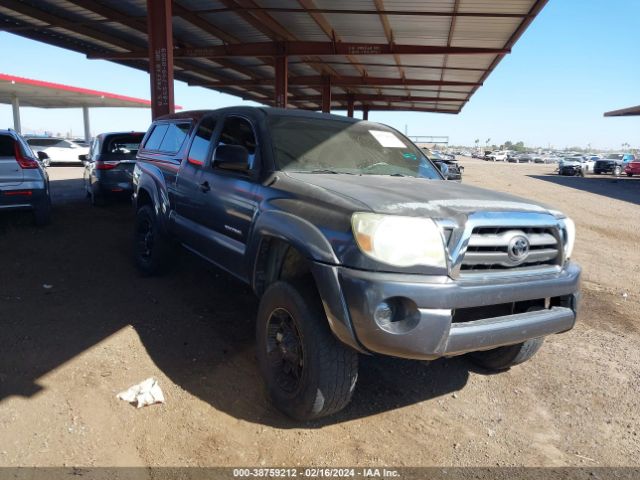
xmin=1 ymin=160 xmax=638 ymax=467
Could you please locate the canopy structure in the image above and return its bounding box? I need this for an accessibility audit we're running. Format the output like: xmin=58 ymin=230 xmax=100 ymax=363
xmin=0 ymin=72 xmax=157 ymax=140
xmin=604 ymin=105 xmax=640 ymax=117
xmin=0 ymin=0 xmax=548 ymax=119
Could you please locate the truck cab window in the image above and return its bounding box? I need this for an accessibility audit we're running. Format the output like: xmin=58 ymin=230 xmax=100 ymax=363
xmin=159 ymin=123 xmax=190 ymax=154
xmin=217 ymin=116 xmax=257 ymax=168
xmin=187 ymin=117 xmax=216 ymax=166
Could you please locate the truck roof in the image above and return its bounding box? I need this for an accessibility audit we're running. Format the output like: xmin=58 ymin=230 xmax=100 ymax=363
xmin=156 ymin=106 xmax=360 ymax=124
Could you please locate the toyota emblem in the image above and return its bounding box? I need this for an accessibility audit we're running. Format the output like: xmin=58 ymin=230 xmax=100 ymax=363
xmin=507 ymin=235 xmax=530 ymax=263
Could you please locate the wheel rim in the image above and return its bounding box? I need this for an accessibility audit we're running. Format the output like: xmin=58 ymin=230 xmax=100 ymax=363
xmin=136 ymin=216 xmax=154 ymax=259
xmin=265 ymin=308 xmax=304 ymax=393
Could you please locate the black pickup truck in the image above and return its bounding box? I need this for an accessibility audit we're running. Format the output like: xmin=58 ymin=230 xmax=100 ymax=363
xmin=132 ymin=107 xmax=580 ymax=420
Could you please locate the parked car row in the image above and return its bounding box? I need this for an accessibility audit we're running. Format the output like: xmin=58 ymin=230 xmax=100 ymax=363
xmin=558 ymin=153 xmax=636 ymax=176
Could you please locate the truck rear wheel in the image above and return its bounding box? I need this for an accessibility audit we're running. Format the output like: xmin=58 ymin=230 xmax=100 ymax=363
xmin=133 ymin=205 xmax=171 ymax=275
xmin=468 ymin=338 xmax=544 ymax=371
xmin=256 ymin=281 xmax=358 ymax=420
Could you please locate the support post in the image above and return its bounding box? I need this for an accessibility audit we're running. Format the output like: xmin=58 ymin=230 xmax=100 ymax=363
xmin=363 ymin=106 xmax=369 ymax=120
xmin=11 ymin=96 xmax=21 ymax=133
xmin=274 ymin=55 xmax=288 ymax=108
xmin=82 ymin=105 xmax=91 ymax=142
xmin=321 ymin=77 xmax=331 ymax=113
xmin=147 ymin=0 xmax=175 ymax=119
xmin=347 ymin=95 xmax=354 ymax=118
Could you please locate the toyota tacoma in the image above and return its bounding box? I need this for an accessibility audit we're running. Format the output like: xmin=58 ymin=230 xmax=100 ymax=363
xmin=132 ymin=107 xmax=580 ymax=420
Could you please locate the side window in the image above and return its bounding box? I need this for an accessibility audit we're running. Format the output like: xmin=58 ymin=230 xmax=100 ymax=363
xmin=144 ymin=124 xmax=169 ymax=151
xmin=187 ymin=117 xmax=216 ymax=166
xmin=0 ymin=135 xmax=15 ymax=156
xmin=159 ymin=123 xmax=190 ymax=154
xmin=217 ymin=116 xmax=257 ymax=168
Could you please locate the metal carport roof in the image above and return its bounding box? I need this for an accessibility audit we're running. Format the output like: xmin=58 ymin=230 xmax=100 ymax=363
xmin=0 ymin=0 xmax=548 ymax=114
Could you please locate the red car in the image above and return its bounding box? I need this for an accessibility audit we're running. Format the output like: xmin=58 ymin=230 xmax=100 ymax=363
xmin=624 ymin=161 xmax=640 ymax=177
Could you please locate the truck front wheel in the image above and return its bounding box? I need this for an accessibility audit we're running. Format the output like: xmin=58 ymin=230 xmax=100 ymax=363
xmin=468 ymin=338 xmax=544 ymax=371
xmin=256 ymin=281 xmax=358 ymax=420
xmin=133 ymin=205 xmax=171 ymax=275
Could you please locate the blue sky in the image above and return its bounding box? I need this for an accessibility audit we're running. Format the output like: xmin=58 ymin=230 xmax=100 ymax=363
xmin=1 ymin=0 xmax=638 ymax=150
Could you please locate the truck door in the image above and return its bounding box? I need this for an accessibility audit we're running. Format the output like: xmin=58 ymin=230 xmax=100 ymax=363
xmin=173 ymin=114 xmax=219 ymax=252
xmin=197 ymin=115 xmax=261 ymax=280
xmin=175 ymin=114 xmax=260 ymax=282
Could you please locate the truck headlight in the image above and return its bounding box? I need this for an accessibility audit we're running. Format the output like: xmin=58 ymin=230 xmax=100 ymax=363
xmin=561 ymin=217 xmax=576 ymax=259
xmin=351 ymin=212 xmax=446 ymax=268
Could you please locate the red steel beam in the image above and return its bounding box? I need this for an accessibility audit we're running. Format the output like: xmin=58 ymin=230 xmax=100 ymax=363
xmin=363 ymin=106 xmax=369 ymax=120
xmin=185 ymin=7 xmax=532 ymax=18
xmin=347 ymin=95 xmax=354 ymax=117
xmin=371 ymin=106 xmax=459 ymax=113
xmin=147 ymin=0 xmax=174 ymax=119
xmin=189 ymin=76 xmax=480 ymax=87
xmin=88 ymin=42 xmax=509 ymax=60
xmin=288 ymin=93 xmax=462 ymax=103
xmin=275 ymin=55 xmax=288 ymax=108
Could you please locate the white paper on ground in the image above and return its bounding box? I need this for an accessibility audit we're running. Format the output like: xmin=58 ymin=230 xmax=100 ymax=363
xmin=368 ymin=130 xmax=406 ymax=148
xmin=116 ymin=377 xmax=165 ymax=408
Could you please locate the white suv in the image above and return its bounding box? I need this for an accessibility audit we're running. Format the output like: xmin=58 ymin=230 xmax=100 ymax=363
xmin=26 ymin=138 xmax=89 ymax=164
xmin=489 ymin=150 xmax=511 ymax=162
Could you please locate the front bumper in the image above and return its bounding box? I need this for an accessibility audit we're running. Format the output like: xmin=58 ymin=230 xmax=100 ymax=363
xmin=333 ymin=262 xmax=580 ymax=360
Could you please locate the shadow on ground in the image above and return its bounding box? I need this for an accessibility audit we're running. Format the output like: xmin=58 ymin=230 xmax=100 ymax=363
xmin=0 ymin=176 xmax=470 ymax=427
xmin=529 ymin=174 xmax=640 ymax=205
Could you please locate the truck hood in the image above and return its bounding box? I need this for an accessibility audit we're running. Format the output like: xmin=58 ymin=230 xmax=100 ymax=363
xmin=283 ymin=172 xmax=552 ymax=218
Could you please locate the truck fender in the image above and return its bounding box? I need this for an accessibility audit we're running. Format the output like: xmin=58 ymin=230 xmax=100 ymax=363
xmin=134 ymin=163 xmax=171 ymax=235
xmin=247 ymin=210 xmax=366 ymax=353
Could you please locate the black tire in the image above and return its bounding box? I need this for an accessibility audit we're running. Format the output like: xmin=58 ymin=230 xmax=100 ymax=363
xmin=33 ymin=200 xmax=51 ymax=226
xmin=468 ymin=338 xmax=544 ymax=371
xmin=133 ymin=204 xmax=171 ymax=275
xmin=256 ymin=280 xmax=358 ymax=421
xmin=613 ymin=165 xmax=622 ymax=176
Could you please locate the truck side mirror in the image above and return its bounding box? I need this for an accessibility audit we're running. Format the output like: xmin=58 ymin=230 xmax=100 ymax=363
xmin=213 ymin=144 xmax=249 ymax=172
xmin=78 ymin=154 xmax=88 ymax=161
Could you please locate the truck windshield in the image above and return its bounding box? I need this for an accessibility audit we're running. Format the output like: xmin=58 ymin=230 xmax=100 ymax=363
xmin=268 ymin=116 xmax=442 ymax=179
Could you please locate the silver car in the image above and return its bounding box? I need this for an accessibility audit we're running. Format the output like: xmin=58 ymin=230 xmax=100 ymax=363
xmin=0 ymin=130 xmax=51 ymax=225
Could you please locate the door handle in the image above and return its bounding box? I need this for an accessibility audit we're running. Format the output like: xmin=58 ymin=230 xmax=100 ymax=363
xmin=199 ymin=181 xmax=211 ymax=193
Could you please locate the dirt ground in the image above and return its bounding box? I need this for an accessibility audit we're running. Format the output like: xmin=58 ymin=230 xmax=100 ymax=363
xmin=0 ymin=160 xmax=638 ymax=467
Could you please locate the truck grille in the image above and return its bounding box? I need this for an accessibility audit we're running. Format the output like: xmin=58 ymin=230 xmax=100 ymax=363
xmin=460 ymin=226 xmax=561 ymax=273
